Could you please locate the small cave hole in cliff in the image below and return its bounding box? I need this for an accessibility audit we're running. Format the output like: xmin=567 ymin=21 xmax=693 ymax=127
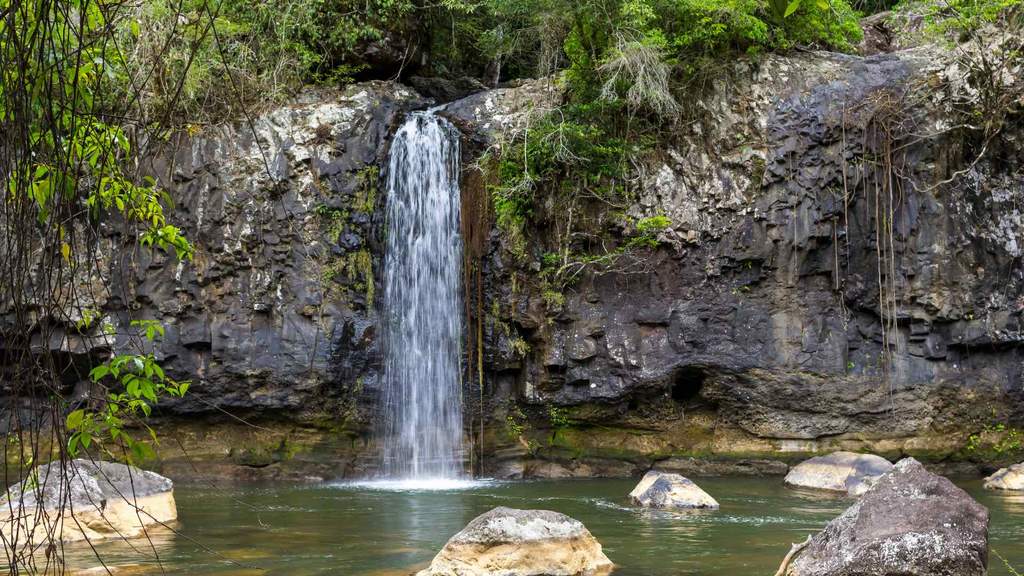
xmin=671 ymin=366 xmax=707 ymax=405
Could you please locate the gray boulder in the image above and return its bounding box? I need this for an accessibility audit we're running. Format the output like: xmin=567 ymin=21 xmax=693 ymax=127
xmin=1 ymin=459 xmax=177 ymax=543
xmin=787 ymin=458 xmax=988 ymax=576
xmin=984 ymin=462 xmax=1024 ymax=491
xmin=629 ymin=470 xmax=719 ymax=509
xmin=785 ymin=452 xmax=893 ymax=496
xmin=416 ymin=506 xmax=613 ymax=576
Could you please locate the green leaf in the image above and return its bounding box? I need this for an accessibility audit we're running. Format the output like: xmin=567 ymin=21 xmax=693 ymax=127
xmin=66 ymin=409 xmax=85 ymax=430
xmin=785 ymin=0 xmax=802 ymax=17
xmin=131 ymin=442 xmax=155 ymax=461
xmin=89 ymin=364 xmax=110 ymax=381
xmin=126 ymin=376 xmax=140 ymax=398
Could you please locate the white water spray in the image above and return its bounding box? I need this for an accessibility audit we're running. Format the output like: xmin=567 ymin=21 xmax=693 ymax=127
xmin=379 ymin=111 xmax=466 ymax=483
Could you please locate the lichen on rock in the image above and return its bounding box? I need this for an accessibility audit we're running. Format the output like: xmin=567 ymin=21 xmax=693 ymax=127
xmin=417 ymin=506 xmax=613 ymax=576
xmin=786 ymin=458 xmax=988 ymax=576
xmin=1 ymin=460 xmax=177 ymax=545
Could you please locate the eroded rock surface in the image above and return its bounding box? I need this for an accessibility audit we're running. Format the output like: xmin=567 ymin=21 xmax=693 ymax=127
xmin=4 ymin=22 xmax=1023 ymax=482
xmin=984 ymin=463 xmax=1024 ymax=491
xmin=629 ymin=470 xmax=719 ymax=509
xmin=458 ymin=25 xmax=1024 ymax=477
xmin=1 ymin=460 xmax=176 ymax=544
xmin=787 ymin=458 xmax=988 ymax=576
xmin=417 ymin=506 xmax=613 ymax=576
xmin=785 ymin=452 xmax=893 ymax=496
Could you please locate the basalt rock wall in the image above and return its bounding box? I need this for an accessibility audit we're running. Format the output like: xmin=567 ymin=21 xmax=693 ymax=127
xmin=446 ymin=33 xmax=1024 ymax=477
xmin=8 ymin=30 xmax=1023 ymax=481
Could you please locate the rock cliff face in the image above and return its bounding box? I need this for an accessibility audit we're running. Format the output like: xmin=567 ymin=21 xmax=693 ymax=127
xmin=12 ymin=27 xmax=1022 ymax=480
xmin=446 ymin=32 xmax=1024 ymax=476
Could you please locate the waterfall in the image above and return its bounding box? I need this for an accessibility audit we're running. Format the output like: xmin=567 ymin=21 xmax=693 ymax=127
xmin=379 ymin=111 xmax=465 ymax=482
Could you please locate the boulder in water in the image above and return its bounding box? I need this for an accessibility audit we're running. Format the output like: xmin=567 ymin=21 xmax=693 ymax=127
xmin=784 ymin=451 xmax=893 ymax=496
xmin=416 ymin=506 xmax=613 ymax=576
xmin=786 ymin=457 xmax=988 ymax=576
xmin=1 ymin=459 xmax=177 ymax=544
xmin=984 ymin=462 xmax=1024 ymax=491
xmin=629 ymin=471 xmax=719 ymax=509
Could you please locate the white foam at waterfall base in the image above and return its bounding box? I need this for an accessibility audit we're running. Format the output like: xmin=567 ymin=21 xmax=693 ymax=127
xmin=338 ymin=478 xmax=496 ymax=492
xmin=378 ymin=110 xmax=467 ymax=481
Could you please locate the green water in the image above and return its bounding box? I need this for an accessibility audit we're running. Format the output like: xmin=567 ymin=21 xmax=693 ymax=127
xmin=63 ymin=477 xmax=1024 ymax=575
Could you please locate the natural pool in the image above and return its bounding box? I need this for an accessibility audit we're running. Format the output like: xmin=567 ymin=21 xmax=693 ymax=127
xmin=64 ymin=477 xmax=1024 ymax=575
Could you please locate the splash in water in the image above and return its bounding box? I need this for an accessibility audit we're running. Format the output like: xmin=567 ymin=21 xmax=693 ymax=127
xmin=379 ymin=111 xmax=465 ymax=482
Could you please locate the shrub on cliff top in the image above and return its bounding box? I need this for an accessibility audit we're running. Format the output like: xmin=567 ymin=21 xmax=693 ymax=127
xmin=120 ymin=0 xmax=416 ymax=119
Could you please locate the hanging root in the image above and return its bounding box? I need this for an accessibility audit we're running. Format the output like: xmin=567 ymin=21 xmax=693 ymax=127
xmin=773 ymin=535 xmax=813 ymax=576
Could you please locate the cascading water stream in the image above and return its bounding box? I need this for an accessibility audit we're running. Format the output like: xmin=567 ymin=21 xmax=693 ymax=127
xmin=378 ymin=110 xmax=466 ymax=484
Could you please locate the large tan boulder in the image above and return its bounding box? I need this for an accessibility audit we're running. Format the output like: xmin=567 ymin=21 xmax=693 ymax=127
xmin=629 ymin=471 xmax=719 ymax=509
xmin=784 ymin=451 xmax=893 ymax=496
xmin=416 ymin=506 xmax=613 ymax=576
xmin=1 ymin=459 xmax=176 ymax=546
xmin=984 ymin=462 xmax=1024 ymax=491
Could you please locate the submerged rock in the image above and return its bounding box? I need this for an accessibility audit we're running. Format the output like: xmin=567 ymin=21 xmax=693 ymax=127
xmin=416 ymin=506 xmax=613 ymax=576
xmin=784 ymin=452 xmax=893 ymax=496
xmin=1 ymin=459 xmax=177 ymax=544
xmin=629 ymin=470 xmax=719 ymax=509
xmin=984 ymin=463 xmax=1024 ymax=491
xmin=787 ymin=458 xmax=988 ymax=576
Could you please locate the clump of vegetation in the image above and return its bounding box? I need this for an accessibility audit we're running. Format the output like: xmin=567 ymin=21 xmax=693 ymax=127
xmin=348 ymin=249 xmax=376 ymax=305
xmin=355 ymin=165 xmax=380 ymax=213
xmin=315 ymin=204 xmax=348 ymax=241
xmin=485 ymin=0 xmax=862 ymax=294
xmin=627 ymin=215 xmax=672 ymax=248
xmin=547 ymin=405 xmax=573 ymax=428
xmin=505 ymin=403 xmax=528 ymax=439
xmin=510 ymin=337 xmax=532 ymax=357
xmin=121 ymin=0 xmax=418 ymax=119
xmin=966 ymin=422 xmax=1024 ymax=457
xmin=896 ymin=0 xmax=1022 ymax=39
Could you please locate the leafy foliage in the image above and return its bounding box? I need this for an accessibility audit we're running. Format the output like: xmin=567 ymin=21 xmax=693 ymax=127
xmin=1 ymin=0 xmax=194 ymax=475
xmin=967 ymin=422 xmax=1024 ymax=457
xmin=121 ymin=0 xmax=417 ymax=118
xmin=899 ymin=0 xmax=1023 ymax=37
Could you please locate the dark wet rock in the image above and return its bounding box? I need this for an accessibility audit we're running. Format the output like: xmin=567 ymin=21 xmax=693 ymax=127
xmin=787 ymin=458 xmax=989 ymax=576
xmin=655 ymin=457 xmax=789 ymax=476
xmin=4 ymin=23 xmax=1023 ymax=483
xmin=462 ymin=28 xmax=1024 ymax=473
xmin=858 ymin=12 xmax=896 ymax=55
xmin=2 ymin=83 xmax=425 ymax=434
xmin=409 ymin=75 xmax=487 ymax=103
